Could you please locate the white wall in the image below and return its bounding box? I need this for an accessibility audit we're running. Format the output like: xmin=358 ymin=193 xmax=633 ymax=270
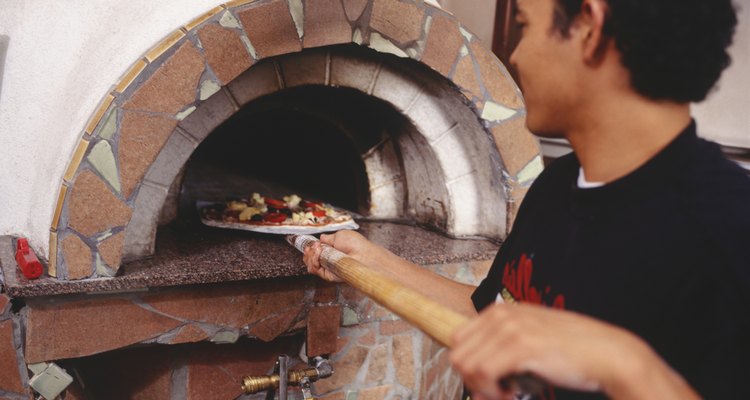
xmin=0 ymin=1 xmax=222 ymax=256
xmin=693 ymin=1 xmax=750 ymax=148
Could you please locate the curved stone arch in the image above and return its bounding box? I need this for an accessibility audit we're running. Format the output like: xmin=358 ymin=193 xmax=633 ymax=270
xmin=50 ymin=0 xmax=542 ymax=279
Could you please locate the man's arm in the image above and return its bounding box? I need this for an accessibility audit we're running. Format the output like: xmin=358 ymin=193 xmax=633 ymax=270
xmin=303 ymin=230 xmax=478 ymax=317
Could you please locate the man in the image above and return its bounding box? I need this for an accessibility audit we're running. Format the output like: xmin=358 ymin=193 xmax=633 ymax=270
xmin=304 ymin=0 xmax=749 ymax=398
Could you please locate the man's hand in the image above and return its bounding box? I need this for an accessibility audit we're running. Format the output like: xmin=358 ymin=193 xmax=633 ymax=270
xmin=302 ymin=230 xmax=380 ymax=282
xmin=449 ymin=303 xmax=694 ymax=400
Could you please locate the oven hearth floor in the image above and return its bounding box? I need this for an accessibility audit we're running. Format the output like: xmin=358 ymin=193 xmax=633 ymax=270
xmin=1 ymin=222 xmax=499 ymax=297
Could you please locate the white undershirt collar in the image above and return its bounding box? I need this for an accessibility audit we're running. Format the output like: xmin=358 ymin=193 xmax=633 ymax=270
xmin=577 ymin=167 xmax=605 ymax=189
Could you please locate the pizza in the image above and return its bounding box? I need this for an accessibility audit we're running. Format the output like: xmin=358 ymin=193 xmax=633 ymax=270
xmin=199 ymin=193 xmax=359 ymax=234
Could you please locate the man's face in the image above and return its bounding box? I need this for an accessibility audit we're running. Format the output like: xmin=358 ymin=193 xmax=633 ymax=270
xmin=510 ymin=0 xmax=582 ymax=137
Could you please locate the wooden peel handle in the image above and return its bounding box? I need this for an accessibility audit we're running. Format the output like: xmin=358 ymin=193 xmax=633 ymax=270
xmin=287 ymin=235 xmax=545 ymax=395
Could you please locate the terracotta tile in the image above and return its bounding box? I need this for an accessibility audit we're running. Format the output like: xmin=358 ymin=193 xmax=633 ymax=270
xmin=171 ymin=324 xmax=209 ymax=344
xmin=97 ymin=231 xmax=125 ymax=270
xmin=320 ymin=392 xmax=346 ymax=400
xmin=360 ymin=385 xmax=392 ymax=400
xmin=0 ymin=320 xmax=25 ymax=393
xmin=143 ymin=280 xmax=306 ymax=328
xmin=24 ymin=297 xmax=182 ymax=363
xmin=315 ymin=346 xmax=368 ymax=393
xmin=343 ymin=0 xmax=368 ymax=21
xmin=118 ymin=111 xmax=178 ymax=199
xmin=68 ymin=171 xmax=133 ymax=237
xmin=237 ymin=0 xmax=301 ymax=59
xmin=468 ymin=259 xmax=493 ymax=282
xmin=370 ymin=0 xmax=424 ymax=45
xmin=379 ymin=319 xmax=412 ymax=336
xmin=470 ymin=41 xmax=523 ymax=109
xmin=421 ymin=13 xmax=463 ymax=76
xmin=249 ymin=306 xmax=302 ymax=341
xmin=61 ymin=234 xmax=93 ymax=280
xmin=365 ymin=342 xmax=388 ymax=383
xmin=358 ymin=330 xmax=376 ymax=346
xmin=304 ymin=0 xmax=351 ymax=48
xmin=198 ymin=23 xmax=254 ymax=85
xmin=490 ymin=117 xmax=540 ymax=176
xmin=393 ymin=335 xmax=415 ymax=389
xmin=123 ymin=41 xmax=205 ymax=114
xmin=336 ymin=335 xmax=350 ymax=352
xmin=306 ymin=305 xmax=342 ymax=357
xmin=313 ymin=282 xmax=338 ymax=303
xmin=453 ymin=54 xmax=482 ymax=98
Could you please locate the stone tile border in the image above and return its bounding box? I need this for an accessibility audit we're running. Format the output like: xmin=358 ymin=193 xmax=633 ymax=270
xmin=49 ymin=0 xmax=540 ymax=280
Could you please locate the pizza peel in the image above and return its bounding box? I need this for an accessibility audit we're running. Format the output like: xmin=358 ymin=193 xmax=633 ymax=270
xmin=286 ymin=234 xmax=546 ymax=396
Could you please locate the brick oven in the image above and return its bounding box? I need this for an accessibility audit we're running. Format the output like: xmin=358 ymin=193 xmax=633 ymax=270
xmin=0 ymin=0 xmax=542 ymax=398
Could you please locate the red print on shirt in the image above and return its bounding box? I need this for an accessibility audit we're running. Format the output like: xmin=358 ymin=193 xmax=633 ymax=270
xmin=502 ymin=253 xmax=566 ymax=310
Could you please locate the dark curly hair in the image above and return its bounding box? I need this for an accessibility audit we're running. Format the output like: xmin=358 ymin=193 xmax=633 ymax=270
xmin=552 ymin=0 xmax=737 ymax=103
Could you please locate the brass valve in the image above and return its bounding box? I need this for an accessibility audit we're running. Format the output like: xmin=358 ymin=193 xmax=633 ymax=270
xmin=242 ymin=356 xmax=333 ymax=395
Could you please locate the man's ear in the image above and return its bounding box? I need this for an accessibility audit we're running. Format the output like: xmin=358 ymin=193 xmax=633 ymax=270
xmin=576 ymin=0 xmax=609 ymax=63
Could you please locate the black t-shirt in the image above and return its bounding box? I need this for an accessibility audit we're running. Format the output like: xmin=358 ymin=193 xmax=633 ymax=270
xmin=471 ymin=122 xmax=750 ymax=399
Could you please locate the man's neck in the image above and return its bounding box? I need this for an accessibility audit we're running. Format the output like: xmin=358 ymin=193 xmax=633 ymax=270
xmin=565 ymin=92 xmax=692 ymax=183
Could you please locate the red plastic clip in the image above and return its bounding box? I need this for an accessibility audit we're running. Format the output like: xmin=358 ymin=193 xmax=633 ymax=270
xmin=15 ymin=238 xmax=42 ymax=280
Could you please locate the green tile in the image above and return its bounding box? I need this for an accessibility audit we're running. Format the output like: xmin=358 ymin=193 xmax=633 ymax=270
xmin=346 ymin=390 xmax=359 ymax=400
xmin=87 ymin=140 xmax=121 ymax=193
xmin=200 ymin=79 xmax=221 ymax=101
xmin=288 ymin=0 xmax=304 ymax=39
xmin=369 ymin=33 xmax=408 ymax=58
xmin=481 ymin=101 xmax=517 ymax=122
xmin=98 ymin=108 xmax=117 ymax=140
xmin=211 ymin=330 xmax=239 ymax=344
xmin=240 ymin=35 xmax=258 ymax=59
xmin=175 ymin=106 xmax=196 ymax=120
xmin=516 ymin=156 xmax=544 ymax=184
xmin=219 ymin=11 xmax=241 ymax=29
xmin=95 ymin=253 xmax=116 ymax=277
xmin=342 ymin=307 xmax=359 ymax=326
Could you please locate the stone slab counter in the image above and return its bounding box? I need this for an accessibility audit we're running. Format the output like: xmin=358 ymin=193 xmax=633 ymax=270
xmin=1 ymin=222 xmax=499 ymax=298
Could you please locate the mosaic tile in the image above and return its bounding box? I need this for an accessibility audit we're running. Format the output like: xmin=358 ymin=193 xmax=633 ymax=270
xmin=0 ymin=320 xmax=25 ymax=393
xmin=239 ymin=35 xmax=258 ymax=59
xmin=353 ymin=28 xmax=363 ymax=45
xmin=219 ymin=10 xmax=241 ymax=28
xmin=470 ymin=41 xmax=523 ymax=109
xmin=24 ymin=297 xmax=182 ymax=363
xmin=97 ymin=108 xmax=117 ymax=140
xmin=481 ymin=100 xmax=517 ymax=122
xmin=175 ymin=106 xmax=196 ymax=120
xmin=307 ymin=305 xmax=341 ymax=356
xmin=368 ymin=32 xmax=408 ymax=58
xmin=452 ymin=54 xmax=482 ymax=97
xmin=210 ymin=330 xmax=239 ymax=344
xmin=95 ymin=254 xmax=116 ymax=277
xmin=393 ymin=335 xmax=415 ymax=388
xmin=371 ymin=0 xmax=424 ymax=45
xmin=248 ymin=306 xmax=301 ymax=341
xmin=304 ymin=0 xmax=351 ymax=48
xmin=237 ymin=0 xmax=302 ymax=58
xmin=490 ymin=117 xmax=541 ymax=177
xmin=87 ymin=140 xmax=121 ymax=193
xmin=61 ymin=234 xmax=92 ymax=280
xmin=118 ymin=111 xmax=178 ymax=199
xmin=343 ymin=0 xmax=368 ymax=21
xmin=197 ymin=23 xmax=254 ymax=84
xmin=123 ymin=41 xmax=204 ymax=115
xmin=68 ymin=171 xmax=132 ymax=237
xmin=342 ymin=306 xmax=359 ymax=326
xmin=421 ymin=13 xmax=463 ymax=76
xmin=516 ymin=155 xmax=544 ymax=184
xmin=97 ymin=231 xmax=125 ymax=271
xmin=48 ymin=231 xmax=58 ymax=277
xmin=288 ymin=0 xmax=304 ymax=39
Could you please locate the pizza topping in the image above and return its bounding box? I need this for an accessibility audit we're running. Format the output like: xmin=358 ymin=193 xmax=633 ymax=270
xmin=204 ymin=193 xmax=354 ymax=227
